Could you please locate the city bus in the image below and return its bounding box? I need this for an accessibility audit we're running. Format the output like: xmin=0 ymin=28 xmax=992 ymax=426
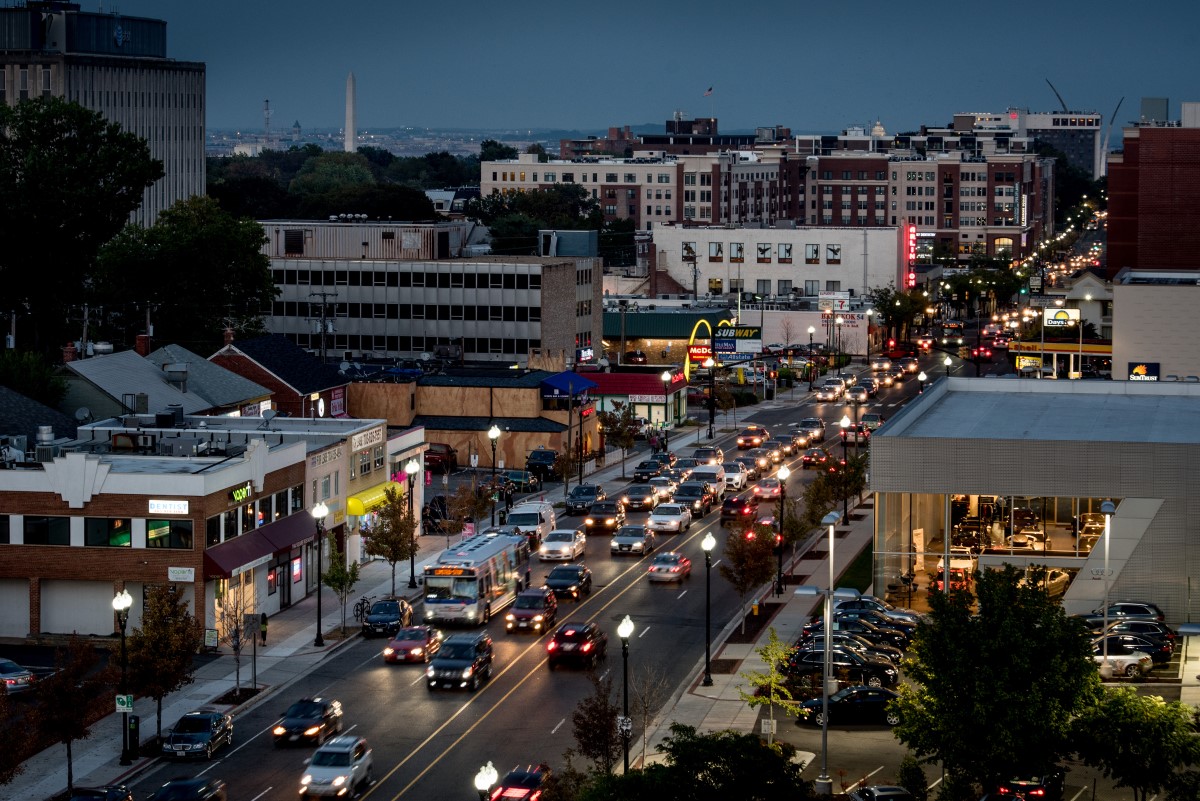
xmin=422 ymin=534 xmax=530 ymax=625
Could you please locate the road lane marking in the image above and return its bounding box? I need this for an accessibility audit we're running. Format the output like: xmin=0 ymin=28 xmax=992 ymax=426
xmin=409 ymin=672 xmax=427 ymax=686
xmin=842 ymin=766 xmax=884 ymax=792
xmin=356 ymin=649 xmax=384 ymax=669
xmin=249 ymin=788 xmax=273 ymax=801
xmin=551 ymin=718 xmax=566 ymax=734
xmin=676 ymin=590 xmax=688 ymax=600
xmin=638 ymin=626 xmax=651 ymax=638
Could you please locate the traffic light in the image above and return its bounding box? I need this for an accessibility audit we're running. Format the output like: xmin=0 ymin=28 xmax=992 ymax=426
xmin=1020 ymin=286 xmax=1028 ymax=295
xmin=887 ymin=338 xmax=896 ymax=349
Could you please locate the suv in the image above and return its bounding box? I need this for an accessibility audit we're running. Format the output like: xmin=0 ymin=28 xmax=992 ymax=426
xmin=423 ymin=443 xmax=458 ymax=474
xmin=427 ymin=632 xmax=494 ymax=691
xmin=786 ymin=646 xmax=899 ymax=688
xmin=505 ymin=588 xmax=558 ymax=634
xmin=674 ymin=481 xmax=716 ymax=516
xmin=798 ymin=417 xmax=826 ymax=439
xmin=525 ymin=448 xmax=559 ymax=482
xmin=161 ymin=709 xmax=234 ymax=760
xmin=692 ymin=446 xmax=725 ymax=465
xmin=565 ymin=484 xmax=605 ymax=515
xmin=633 ymin=460 xmax=664 ymax=482
xmin=300 ymin=735 xmax=373 ymax=797
xmin=274 ymin=697 xmax=343 ymax=747
xmin=547 ymin=622 xmax=609 ymax=670
xmin=361 ymin=597 xmax=414 ymax=639
xmin=584 ymin=500 xmax=625 ymax=534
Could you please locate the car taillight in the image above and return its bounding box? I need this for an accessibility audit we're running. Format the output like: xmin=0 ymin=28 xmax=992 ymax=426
xmin=742 ymin=506 xmax=751 ymax=514
xmin=547 ymin=640 xmax=557 ymax=651
xmin=1028 ymin=790 xmax=1045 ymax=796
xmin=581 ymin=642 xmax=593 ymax=652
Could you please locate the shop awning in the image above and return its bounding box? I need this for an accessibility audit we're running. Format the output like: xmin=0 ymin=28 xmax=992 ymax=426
xmin=204 ymin=530 xmax=276 ymax=579
xmin=262 ymin=510 xmax=321 ymax=552
xmin=346 ymin=481 xmax=402 ymax=517
xmin=540 ymin=371 xmax=598 ymax=399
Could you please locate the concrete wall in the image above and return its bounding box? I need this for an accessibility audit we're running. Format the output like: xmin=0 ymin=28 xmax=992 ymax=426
xmin=1112 ymin=283 xmax=1200 ymax=379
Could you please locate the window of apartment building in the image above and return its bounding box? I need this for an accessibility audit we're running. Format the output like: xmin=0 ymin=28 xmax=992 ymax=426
xmin=561 ymin=172 xmax=574 ymax=182
xmin=658 ymin=173 xmax=671 ymax=183
xmin=805 ymin=244 xmax=820 ymax=264
xmin=18 ymin=67 xmax=28 ymax=101
xmin=707 ymin=278 xmax=723 ymax=294
xmin=755 ymin=279 xmax=771 ymax=296
xmin=840 ymin=200 xmax=851 ymax=210
xmin=804 ymin=280 xmax=819 ymax=295
xmin=700 ymin=174 xmax=712 ymax=186
xmin=624 ymin=173 xmax=637 ymax=183
xmin=826 ymin=245 xmax=842 ymax=264
xmin=708 ymin=242 xmax=723 ymax=261
xmin=825 ymin=281 xmax=841 ymax=291
xmin=729 ymin=278 xmax=744 ymax=293
xmin=684 ymin=173 xmax=696 ymax=185
xmin=777 ymin=279 xmax=792 ymax=296
xmin=148 ymin=519 xmax=194 ymax=549
xmin=25 ymin=515 xmax=70 ymax=545
xmin=206 ymin=515 xmax=221 ymax=547
xmin=730 ymin=243 xmax=744 ymax=262
xmin=544 ymin=172 xmax=556 ymax=181
xmin=40 ymin=66 xmax=50 ymax=97
xmin=646 ymin=205 xmax=652 ymax=216
xmin=85 ymin=517 xmax=131 ymax=547
xmin=777 ymin=244 xmax=792 ymax=263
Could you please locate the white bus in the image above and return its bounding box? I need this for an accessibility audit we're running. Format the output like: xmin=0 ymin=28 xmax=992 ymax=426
xmin=422 ymin=534 xmax=530 ymax=625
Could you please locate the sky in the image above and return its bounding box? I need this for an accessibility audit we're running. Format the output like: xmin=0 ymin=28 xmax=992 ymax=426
xmin=110 ymin=0 xmax=1200 ymax=136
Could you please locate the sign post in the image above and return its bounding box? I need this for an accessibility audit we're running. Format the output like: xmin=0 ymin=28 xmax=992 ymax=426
xmin=115 ymin=694 xmax=133 ymax=714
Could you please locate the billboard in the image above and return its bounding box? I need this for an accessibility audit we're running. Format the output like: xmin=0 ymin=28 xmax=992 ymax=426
xmin=1043 ymin=308 xmax=1080 ymax=328
xmin=1128 ymin=362 xmax=1160 ymax=382
xmin=713 ymin=326 xmax=762 ymax=355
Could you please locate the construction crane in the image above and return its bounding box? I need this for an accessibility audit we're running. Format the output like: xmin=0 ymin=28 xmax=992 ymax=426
xmin=1045 ymin=79 xmax=1069 ymax=113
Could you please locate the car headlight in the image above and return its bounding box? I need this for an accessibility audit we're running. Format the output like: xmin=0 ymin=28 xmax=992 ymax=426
xmin=410 ymin=647 xmax=423 ymax=656
xmin=505 ymin=613 xmax=515 ymax=621
xmin=333 ymin=776 xmax=347 ymax=787
xmin=426 ymin=666 xmax=435 ymax=677
xmin=383 ymin=647 xmax=395 ymax=656
xmin=606 ymin=518 xmax=616 ymax=525
xmin=304 ymin=726 xmax=321 ymax=736
xmin=301 ymin=775 xmax=313 ymax=785
xmin=584 ymin=518 xmax=594 ymax=525
xmin=533 ymin=614 xmax=544 ymax=621
xmin=568 ymin=585 xmax=578 ymax=592
xmin=273 ymin=725 xmax=286 ymax=735
xmin=462 ymin=667 xmax=474 ymax=678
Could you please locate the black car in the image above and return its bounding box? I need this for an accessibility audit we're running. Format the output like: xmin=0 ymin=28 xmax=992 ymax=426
xmin=733 ymin=455 xmax=761 ymax=480
xmin=584 ymin=500 xmax=626 ymax=533
xmin=649 ymin=451 xmax=677 ymax=468
xmin=147 ymin=778 xmax=227 ymax=801
xmin=565 ymin=484 xmax=605 ymax=515
xmin=674 ymin=482 xmax=714 ymax=516
xmin=69 ymin=786 xmax=133 ymax=801
xmin=273 ymin=697 xmax=343 ymax=746
xmin=362 ymin=598 xmax=414 ymax=638
xmin=633 ymin=460 xmax=664 ymax=482
xmin=837 ymin=609 xmax=917 ymax=637
xmin=798 ymin=686 xmax=900 ymax=727
xmin=1089 ymin=618 xmax=1177 ymax=643
xmin=796 ymin=632 xmax=904 ymax=664
xmin=988 ymin=769 xmax=1066 ymax=801
xmin=162 ymin=709 xmax=234 ymax=760
xmin=1094 ymin=633 xmax=1173 ymax=665
xmin=543 ymin=563 xmax=593 ymax=599
xmin=720 ymin=494 xmax=761 ymax=526
xmin=427 ymin=632 xmax=493 ymax=691
xmin=546 ymin=621 xmax=609 ymax=670
xmin=492 ymin=766 xmax=551 ymax=800
xmin=803 ymin=617 xmax=909 ymax=650
xmin=525 ymin=448 xmax=559 ymax=482
xmin=785 ymin=646 xmax=899 ymax=688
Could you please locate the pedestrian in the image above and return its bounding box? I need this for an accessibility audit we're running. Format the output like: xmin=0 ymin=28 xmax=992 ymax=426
xmin=663 ymin=428 xmax=669 ymax=449
xmin=505 ymin=483 xmax=514 ymax=510
xmin=259 ymin=612 xmax=268 ymax=646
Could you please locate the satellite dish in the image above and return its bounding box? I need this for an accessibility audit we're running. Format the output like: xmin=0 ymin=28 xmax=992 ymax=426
xmin=339 ymin=361 xmax=351 ymax=372
xmin=75 ymin=407 xmax=92 ymax=423
xmin=262 ymin=409 xmax=278 ymax=421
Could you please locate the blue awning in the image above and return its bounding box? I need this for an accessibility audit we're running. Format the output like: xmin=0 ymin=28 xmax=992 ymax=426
xmin=540 ymin=371 xmax=598 ymax=399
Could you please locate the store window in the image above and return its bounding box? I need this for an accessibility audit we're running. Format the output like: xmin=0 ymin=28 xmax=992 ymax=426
xmin=0 ymin=514 xmax=8 ymax=544
xmin=258 ymin=495 xmax=273 ymax=527
xmin=223 ymin=508 xmax=240 ymax=540
xmin=147 ymin=519 xmax=194 ymax=549
xmin=85 ymin=517 xmax=131 ymax=547
xmin=358 ymin=450 xmax=371 ymax=477
xmin=374 ymin=446 xmax=384 ymax=470
xmin=24 ymin=516 xmax=70 ymax=545
xmin=240 ymin=502 xmax=255 ymax=533
xmin=292 ymin=557 xmax=303 ymax=583
xmin=291 ymin=485 xmax=303 ymax=515
xmin=274 ymin=491 xmax=288 ymax=521
xmin=267 ymin=568 xmax=278 ymax=595
xmin=206 ymin=516 xmax=221 ymax=547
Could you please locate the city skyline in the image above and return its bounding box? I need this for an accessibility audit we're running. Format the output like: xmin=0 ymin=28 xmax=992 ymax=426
xmin=109 ymin=0 xmax=1198 ymax=138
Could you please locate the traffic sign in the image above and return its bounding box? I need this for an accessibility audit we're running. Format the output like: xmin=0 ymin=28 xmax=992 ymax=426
xmin=617 ymin=715 xmax=632 ymax=737
xmin=116 ymin=694 xmax=133 ymax=713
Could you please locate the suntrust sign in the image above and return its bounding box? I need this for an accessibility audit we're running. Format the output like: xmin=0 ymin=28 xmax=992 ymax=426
xmin=1128 ymin=362 xmax=1160 ymax=381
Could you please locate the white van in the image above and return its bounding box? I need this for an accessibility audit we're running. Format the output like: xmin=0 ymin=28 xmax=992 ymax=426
xmin=689 ymin=466 xmax=727 ymax=499
xmin=505 ymin=502 xmax=556 ymax=545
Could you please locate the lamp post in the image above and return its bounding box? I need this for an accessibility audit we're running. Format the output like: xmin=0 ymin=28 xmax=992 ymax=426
xmin=474 ymin=761 xmax=498 ymax=801
xmin=488 ymin=424 xmax=501 ymax=526
xmin=405 ymin=459 xmax=420 ymax=588
xmin=703 ymin=357 xmax=716 ymax=440
xmin=661 ymin=370 xmax=672 ymax=432
xmin=838 ymin=415 xmax=850 ymax=520
xmin=807 ymin=326 xmax=816 ymax=390
xmin=617 ymin=614 xmax=635 ymax=773
xmin=918 ymin=370 xmax=927 ymax=394
xmin=944 ymin=354 xmax=952 ymax=379
xmin=701 ymin=532 xmax=716 ymax=686
xmin=864 ymin=309 xmax=873 ymax=363
xmin=1099 ymin=500 xmax=1116 ymax=677
xmin=1077 ymin=294 xmax=1091 ymax=378
xmin=776 ymin=465 xmax=790 ymax=595
xmin=112 ymin=588 xmax=133 ymax=765
xmin=835 ymin=316 xmax=844 ymax=371
xmin=311 ymin=502 xmax=329 ymax=647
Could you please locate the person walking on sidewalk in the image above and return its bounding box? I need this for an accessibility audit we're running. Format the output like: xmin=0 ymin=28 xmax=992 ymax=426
xmin=259 ymin=612 xmax=268 ymax=645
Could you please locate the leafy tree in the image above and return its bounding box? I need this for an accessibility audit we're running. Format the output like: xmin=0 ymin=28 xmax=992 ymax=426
xmin=1072 ymin=688 xmax=1200 ymax=801
xmin=720 ymin=521 xmax=776 ymax=633
xmin=289 ymin=151 xmax=375 ymax=195
xmin=217 ymin=579 xmax=253 ymax=696
xmin=0 ymin=692 xmax=28 ymax=786
xmin=891 ymin=565 xmax=1100 ymax=793
xmin=596 ymin=401 xmax=640 ymax=478
xmin=570 ymin=673 xmax=621 ymax=774
xmin=738 ymin=627 xmax=803 ymax=742
xmin=322 ymin=533 xmax=361 ymax=636
xmin=36 ymin=638 xmax=113 ymax=794
xmin=648 ymin=724 xmax=811 ymax=800
xmin=525 ymin=143 xmax=549 ymax=162
xmin=0 ymin=350 xmax=67 ymax=408
xmin=207 ymin=172 xmax=292 ymax=219
xmin=364 ymin=485 xmax=419 ymax=596
xmin=863 ymin=284 xmax=928 ymax=342
xmin=896 ymin=754 xmax=929 ymax=801
xmin=600 ymin=218 xmax=637 ymax=268
xmin=291 ymin=183 xmax=437 ymax=221
xmin=480 ymin=139 xmax=519 ymax=162
xmin=487 ymin=212 xmax=541 ymax=255
xmin=0 ymin=97 xmax=163 ymax=351
xmin=128 ymin=584 xmax=203 ymax=740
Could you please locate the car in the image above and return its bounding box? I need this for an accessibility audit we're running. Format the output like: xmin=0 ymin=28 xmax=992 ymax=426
xmin=870 ymin=356 xmax=893 ymax=372
xmin=565 ymin=484 xmax=605 ymax=515
xmin=765 ymin=342 xmax=787 ymax=354
xmin=647 ymin=475 xmax=677 ymax=500
xmin=674 ymin=457 xmax=702 ymax=473
xmin=736 ymin=426 xmax=768 ymax=449
xmin=898 ymin=357 xmax=919 ymax=373
xmin=299 ymin=734 xmax=373 ymax=797
xmin=632 ymin=460 xmax=663 ymax=482
xmin=935 ymin=546 xmax=977 ymax=573
xmin=840 ymin=422 xmax=871 ymax=445
xmin=361 ymin=597 xmax=414 ymax=638
xmin=722 ymin=462 xmax=749 ymax=489
xmin=611 ymin=525 xmax=656 ymax=555
xmin=837 ymin=608 xmax=917 ymax=637
xmin=1092 ymin=601 xmax=1165 ymax=623
xmin=733 ymin=455 xmax=762 ymax=480
xmin=147 ymin=778 xmax=227 ymax=801
xmin=877 ymin=370 xmax=898 ymax=388
xmin=274 ymin=697 xmax=344 ymax=747
xmin=524 ymin=447 xmax=559 ymax=482
xmin=1089 ymin=618 xmax=1177 ymax=643
xmin=786 ymin=646 xmax=899 ymax=688
xmin=490 ymin=766 xmax=551 ymax=801
xmin=861 ymin=412 xmax=885 ymax=431
xmin=763 ymin=438 xmax=791 ymax=459
xmin=1075 ymin=511 xmax=1106 ymax=540
xmin=798 ymin=417 xmax=826 ymax=439
xmin=538 ymin=528 xmax=587 ymax=561
xmin=801 ymin=448 xmax=832 ymax=469
xmin=746 ymin=447 xmax=773 ymax=471
xmin=621 ymin=484 xmax=659 ymax=511
xmin=815 ymin=383 xmax=841 ymax=402
xmin=662 ymin=466 xmax=692 ymax=484
xmin=68 ymin=787 xmax=134 ymax=801
xmin=692 ymin=446 xmax=724 ymax=465
xmin=849 ymin=786 xmax=915 ymax=801
xmin=797 ymin=686 xmax=901 ymax=726
xmin=645 ymin=503 xmax=691 ymax=534
xmin=624 ymin=349 xmax=648 ymax=364
xmin=845 ymin=385 xmax=869 ymax=403
xmin=543 ymin=563 xmax=593 ymax=599
xmin=803 ymin=616 xmax=909 ymax=650
xmin=506 ymin=587 xmax=558 ymax=634
xmin=933 ymin=567 xmax=973 ymax=592
xmin=647 ymin=551 xmax=692 ymax=582
xmin=383 ymin=626 xmax=444 ymax=664
xmin=857 ymin=377 xmax=879 ymax=397
xmin=427 ymin=631 xmax=494 ymax=691
xmin=1094 ymin=633 xmax=1172 ymax=665
xmin=649 ymin=451 xmax=677 ymax=469
xmin=796 ymin=632 xmax=904 ymax=665
xmin=504 ymin=469 xmax=541 ymax=492
xmin=423 ymin=443 xmax=458 ymax=474
xmin=752 ymin=478 xmax=782 ymax=499
xmin=1019 ymin=568 xmax=1071 ymax=597
xmin=546 ymin=621 xmax=609 ymax=670
xmin=988 ymin=769 xmax=1066 ymax=801
xmin=583 ymin=500 xmax=625 ymax=534
xmin=162 ymin=709 xmax=234 ymax=760
xmin=0 ymin=657 xmax=33 ymax=694
xmin=834 ymin=596 xmax=924 ymax=626
xmin=886 ymin=366 xmax=906 ymax=384
xmin=786 ymin=428 xmax=811 ymax=450
xmin=673 ymin=482 xmax=714 ymax=516
xmin=721 ymin=494 xmax=761 ymax=526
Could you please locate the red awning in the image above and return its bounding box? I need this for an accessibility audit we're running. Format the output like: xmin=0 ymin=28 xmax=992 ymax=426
xmin=263 ymin=510 xmax=320 ymax=552
xmin=204 ymin=530 xmax=276 ymax=579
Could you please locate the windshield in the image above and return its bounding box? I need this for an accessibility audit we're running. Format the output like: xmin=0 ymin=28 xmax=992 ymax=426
xmin=370 ymin=601 xmax=399 ymax=615
xmin=507 ymin=513 xmax=540 ymax=526
xmin=654 ymin=506 xmax=682 ymax=516
xmin=394 ymin=629 xmax=426 ymax=641
xmin=439 ymin=643 xmax=476 ymax=660
xmin=424 ymin=575 xmax=477 ymax=602
xmin=284 ymin=701 xmax=323 ymax=719
xmin=515 ymin=595 xmax=544 ymax=609
xmin=569 ymin=486 xmax=594 ymax=498
xmin=548 ymin=566 xmax=578 ymax=580
xmin=310 ymin=750 xmax=351 ymax=768
xmin=0 ymin=660 xmax=23 ymax=675
xmin=652 ymin=554 xmax=679 ymax=566
xmin=546 ymin=531 xmax=573 ymax=543
xmin=174 ymin=717 xmax=212 ymax=733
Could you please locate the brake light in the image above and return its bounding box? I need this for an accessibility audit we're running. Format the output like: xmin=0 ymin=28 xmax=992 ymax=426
xmin=1028 ymin=790 xmax=1045 ymax=797
xmin=491 ymin=788 xmax=504 ymax=801
xmin=581 ymin=642 xmax=593 ymax=652
xmin=547 ymin=640 xmax=557 ymax=651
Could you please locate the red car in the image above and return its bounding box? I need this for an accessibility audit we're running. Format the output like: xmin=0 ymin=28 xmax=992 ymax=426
xmin=382 ymin=626 xmax=444 ymax=664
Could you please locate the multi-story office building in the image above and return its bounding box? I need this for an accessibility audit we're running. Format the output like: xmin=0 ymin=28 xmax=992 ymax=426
xmin=0 ymin=1 xmax=205 ymax=226
xmin=260 ymin=220 xmax=602 ymax=364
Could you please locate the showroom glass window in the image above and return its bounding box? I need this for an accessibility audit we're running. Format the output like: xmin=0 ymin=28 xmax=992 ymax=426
xmin=147 ymin=519 xmax=194 ymax=549
xmin=85 ymin=517 xmax=131 ymax=547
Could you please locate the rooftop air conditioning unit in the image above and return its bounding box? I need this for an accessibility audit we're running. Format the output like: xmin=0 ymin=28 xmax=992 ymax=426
xmin=35 ymin=443 xmax=60 ymax=462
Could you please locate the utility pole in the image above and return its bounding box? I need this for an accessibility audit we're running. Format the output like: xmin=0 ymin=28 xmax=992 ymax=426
xmin=309 ymin=291 xmax=338 ymax=365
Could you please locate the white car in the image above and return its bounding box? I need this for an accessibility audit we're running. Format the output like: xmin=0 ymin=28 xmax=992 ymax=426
xmin=646 ymin=503 xmax=692 ymax=534
xmin=611 ymin=525 xmax=656 ymax=555
xmin=539 ymin=529 xmax=586 ymax=561
xmin=935 ymin=546 xmax=977 ymax=573
xmin=722 ymin=462 xmax=749 ymax=490
xmin=300 ymin=735 xmax=373 ymax=797
xmin=1093 ymin=648 xmax=1152 ymax=678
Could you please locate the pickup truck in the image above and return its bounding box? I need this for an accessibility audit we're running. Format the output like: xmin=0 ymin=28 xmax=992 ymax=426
xmin=424 ymin=443 xmax=458 ymax=474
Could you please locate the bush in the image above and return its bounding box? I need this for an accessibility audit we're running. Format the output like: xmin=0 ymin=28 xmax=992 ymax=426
xmin=732 ymin=391 xmax=759 ymax=407
xmin=897 ymin=754 xmax=929 ymax=801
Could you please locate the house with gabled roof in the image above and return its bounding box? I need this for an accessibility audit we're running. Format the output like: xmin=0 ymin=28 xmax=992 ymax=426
xmin=146 ymin=344 xmax=273 ymax=417
xmin=59 ymin=349 xmax=213 ymax=421
xmin=209 ymin=333 xmax=350 ymax=419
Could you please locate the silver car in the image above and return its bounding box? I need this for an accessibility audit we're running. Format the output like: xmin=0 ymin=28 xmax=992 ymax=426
xmin=611 ymin=525 xmax=656 ymax=555
xmin=538 ymin=529 xmax=586 ymax=561
xmin=0 ymin=658 xmax=33 ymax=694
xmin=815 ymin=383 xmax=841 ymax=401
xmin=646 ymin=503 xmax=692 ymax=533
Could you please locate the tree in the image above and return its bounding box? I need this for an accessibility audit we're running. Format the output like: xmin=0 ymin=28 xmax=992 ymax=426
xmin=738 ymin=627 xmax=803 ymax=743
xmin=896 ymin=754 xmax=929 ymax=801
xmin=207 ymin=172 xmax=292 ymax=219
xmin=0 ymin=692 xmax=27 ymax=787
xmin=128 ymin=584 xmax=203 ymax=741
xmin=525 ymin=143 xmax=549 ymax=162
xmin=322 ymin=533 xmax=361 ymax=636
xmin=596 ymin=401 xmax=640 ymax=479
xmin=570 ymin=673 xmax=621 ymax=774
xmin=290 ymin=183 xmax=437 ymax=222
xmin=780 ymin=317 xmax=799 ymax=348
xmin=0 ymin=97 xmax=163 ymax=351
xmin=863 ymin=284 xmax=928 ymax=342
xmin=630 ymin=660 xmax=672 ymax=767
xmin=480 ymin=139 xmax=519 ymax=162
xmin=1072 ymin=688 xmax=1200 ymax=801
xmin=288 ymin=151 xmax=375 ymax=195
xmin=651 ymin=724 xmax=812 ymax=800
xmin=36 ymin=638 xmax=113 ymax=794
xmin=0 ymin=350 xmax=67 ymax=408
xmin=719 ymin=521 xmax=776 ymax=633
xmin=891 ymin=565 xmax=1100 ymax=794
xmin=217 ymin=579 xmax=253 ymax=697
xmin=364 ymin=486 xmax=419 ymax=596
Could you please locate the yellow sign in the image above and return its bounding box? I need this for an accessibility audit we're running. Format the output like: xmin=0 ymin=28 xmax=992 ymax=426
xmin=683 ymin=317 xmax=736 ymax=382
xmin=430 ymin=567 xmax=468 ymax=576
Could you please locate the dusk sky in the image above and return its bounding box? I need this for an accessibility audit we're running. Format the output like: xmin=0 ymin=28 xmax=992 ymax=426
xmin=115 ymin=1 xmax=1199 ymax=137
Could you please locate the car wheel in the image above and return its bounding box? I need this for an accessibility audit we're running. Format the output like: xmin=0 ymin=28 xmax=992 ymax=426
xmin=886 ymin=711 xmax=901 ymax=726
xmin=867 ymin=676 xmax=883 ymax=688
xmin=1125 ymin=662 xmax=1141 ymax=677
xmin=814 ymin=712 xmax=827 ymax=727
xmin=205 ymin=743 xmax=213 ymax=760
xmin=363 ymin=765 xmax=374 ymax=789
xmin=470 ymin=674 xmax=480 ymax=692
xmin=483 ymin=605 xmax=491 ymax=623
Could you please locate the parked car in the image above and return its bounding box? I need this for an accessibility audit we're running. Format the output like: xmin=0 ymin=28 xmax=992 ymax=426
xmin=543 ymin=563 xmax=593 ymax=599
xmin=161 ymin=709 xmax=234 ymax=760
xmin=786 ymin=646 xmax=899 ymax=688
xmin=147 ymin=778 xmax=227 ymax=801
xmin=1088 ymin=619 xmax=1177 ymax=643
xmin=361 ymin=597 xmax=414 ymax=639
xmin=505 ymin=587 xmax=558 ymax=634
xmin=803 ymin=617 xmax=909 ymax=650
xmin=834 ymin=596 xmax=924 ymax=626
xmin=795 ymin=632 xmax=904 ymax=665
xmin=798 ymin=686 xmax=901 ymax=726
xmin=525 ymin=448 xmax=559 ymax=482
xmin=836 ymin=609 xmax=917 ymax=637
xmin=1092 ymin=601 xmax=1165 ymax=623
xmin=583 ymin=500 xmax=625 ymax=534
xmin=987 ymin=769 xmax=1066 ymax=801
xmin=68 ymin=787 xmax=134 ymax=801
xmin=647 ymin=551 xmax=692 ymax=582
xmin=1091 ymin=640 xmax=1152 ymax=677
xmin=538 ymin=528 xmax=587 ymax=561
xmin=611 ymin=525 xmax=656 ymax=556
xmin=423 ymin=443 xmax=458 ymax=474
xmin=633 ymin=460 xmax=664 ymax=482
xmin=565 ymin=484 xmax=605 ymax=515
xmin=273 ymin=697 xmax=344 ymax=747
xmin=0 ymin=658 xmax=33 ymax=694
xmin=382 ymin=626 xmax=444 ymax=664
xmin=299 ymin=735 xmax=373 ymax=797
xmin=504 ymin=469 xmax=541 ymax=492
xmin=546 ymin=621 xmax=608 ymax=670
xmin=1094 ymin=633 xmax=1172 ymax=665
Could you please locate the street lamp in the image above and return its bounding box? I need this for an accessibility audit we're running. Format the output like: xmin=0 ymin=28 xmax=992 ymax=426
xmin=112 ymin=588 xmax=133 ymax=765
xmin=943 ymin=354 xmax=952 ymax=378
xmin=661 ymin=370 xmax=672 ymax=431
xmin=617 ymin=614 xmax=635 ymax=773
xmin=1099 ymin=500 xmax=1116 ymax=677
xmin=311 ymin=502 xmax=329 ymax=647
xmin=776 ymin=465 xmax=790 ymax=595
xmin=807 ymin=326 xmax=816 ymax=390
xmin=703 ymin=357 xmax=716 ymax=441
xmin=488 ymin=424 xmax=501 ymax=526
xmin=835 ymin=316 xmax=844 ymax=370
xmin=838 ymin=414 xmax=851 ymax=520
xmin=474 ymin=761 xmax=498 ymax=801
xmin=794 ymin=511 xmax=860 ymax=798
xmin=701 ymin=532 xmax=716 ymax=686
xmin=918 ymin=370 xmax=927 ymax=394
xmin=405 ymin=459 xmax=420 ymax=588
